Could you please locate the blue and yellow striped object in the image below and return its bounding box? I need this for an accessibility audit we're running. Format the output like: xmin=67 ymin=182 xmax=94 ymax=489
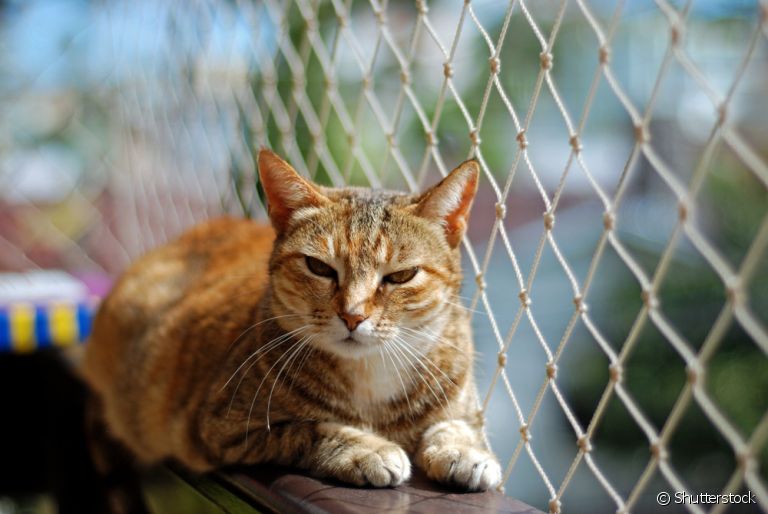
xmin=0 ymin=300 xmax=98 ymax=353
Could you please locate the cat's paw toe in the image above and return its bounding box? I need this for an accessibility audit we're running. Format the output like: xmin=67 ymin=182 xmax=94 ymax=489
xmin=422 ymin=445 xmax=502 ymax=491
xmin=329 ymin=442 xmax=411 ymax=487
xmin=360 ymin=444 xmax=411 ymax=487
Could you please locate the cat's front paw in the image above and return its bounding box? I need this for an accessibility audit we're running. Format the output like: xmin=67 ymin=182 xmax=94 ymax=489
xmin=324 ymin=440 xmax=412 ymax=487
xmin=420 ymin=444 xmax=502 ymax=491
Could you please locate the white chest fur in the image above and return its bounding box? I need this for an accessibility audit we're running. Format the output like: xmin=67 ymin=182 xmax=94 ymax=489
xmin=342 ymin=346 xmax=417 ymax=407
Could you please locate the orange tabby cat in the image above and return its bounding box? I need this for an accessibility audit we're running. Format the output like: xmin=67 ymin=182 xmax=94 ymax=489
xmin=82 ymin=149 xmax=502 ymax=491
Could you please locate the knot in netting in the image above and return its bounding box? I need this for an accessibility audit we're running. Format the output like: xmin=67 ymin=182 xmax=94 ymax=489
xmin=569 ymin=134 xmax=582 ymax=153
xmin=634 ymin=123 xmax=649 ymax=144
xmin=670 ymin=22 xmax=684 ymax=46
xmin=548 ymin=498 xmax=562 ymax=514
xmin=400 ymin=69 xmax=411 ymax=85
xmin=539 ymin=51 xmax=554 ymax=70
xmin=677 ymin=199 xmax=689 ymax=222
xmin=726 ymin=277 xmax=744 ymax=305
xmin=686 ymin=363 xmax=702 ymax=385
xmin=717 ymin=103 xmax=728 ymax=126
xmin=519 ymin=423 xmax=531 ymax=442
xmin=603 ymin=211 xmax=615 ymax=231
xmin=608 ymin=363 xmax=623 ymax=384
xmin=469 ymin=129 xmax=481 ymax=146
xmin=598 ymin=45 xmax=611 ymax=64
xmin=415 ymin=0 xmax=428 ymax=15
xmin=516 ymin=130 xmax=528 ymax=149
xmin=577 ymin=435 xmax=593 ymax=453
xmin=292 ymin=72 xmax=306 ymax=89
xmin=373 ymin=7 xmax=386 ymax=24
xmin=475 ymin=272 xmax=487 ymax=290
xmin=543 ymin=212 xmax=555 ymax=231
xmin=497 ymin=352 xmax=507 ymax=367
xmin=424 ymin=130 xmax=437 ymax=146
xmin=545 ymin=361 xmax=558 ymax=379
xmin=443 ymin=62 xmax=454 ymax=78
xmin=495 ymin=202 xmax=507 ymax=220
xmin=641 ymin=289 xmax=659 ymax=309
xmin=518 ymin=289 xmax=531 ymax=307
xmin=738 ymin=451 xmax=756 ymax=472
xmin=489 ymin=56 xmax=501 ymax=75
xmin=304 ymin=16 xmax=317 ymax=33
xmin=573 ymin=295 xmax=588 ymax=313
xmin=650 ymin=440 xmax=668 ymax=460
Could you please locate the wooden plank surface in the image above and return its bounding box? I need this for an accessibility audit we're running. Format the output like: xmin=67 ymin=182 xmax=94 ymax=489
xmin=196 ymin=466 xmax=545 ymax=514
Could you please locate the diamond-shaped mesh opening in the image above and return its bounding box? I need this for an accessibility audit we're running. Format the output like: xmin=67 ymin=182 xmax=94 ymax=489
xmin=624 ymin=320 xmax=688 ymax=429
xmin=589 ymin=397 xmax=651 ymax=491
xmin=668 ymin=398 xmax=738 ymax=492
xmin=657 ymin=235 xmax=728 ymax=351
xmin=2 ymin=0 xmax=767 ymax=512
xmin=697 ymin=145 xmax=768 ymax=268
xmin=704 ymin=322 xmax=768 ymax=438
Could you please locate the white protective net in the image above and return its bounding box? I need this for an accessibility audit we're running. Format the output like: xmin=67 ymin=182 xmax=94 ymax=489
xmin=1 ymin=0 xmax=767 ymax=512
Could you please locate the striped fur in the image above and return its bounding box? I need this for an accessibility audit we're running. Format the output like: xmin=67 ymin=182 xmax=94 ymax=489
xmin=81 ymin=150 xmax=501 ymax=491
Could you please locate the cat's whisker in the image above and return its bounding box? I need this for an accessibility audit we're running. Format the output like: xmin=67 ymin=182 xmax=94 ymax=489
xmin=442 ymin=300 xmax=487 ymax=316
xmin=225 ymin=326 xmax=312 ymax=418
xmin=393 ymin=335 xmax=455 ymax=416
xmin=288 ymin=338 xmax=317 ymax=392
xmin=399 ymin=326 xmax=466 ymax=353
xmin=396 ymin=334 xmax=459 ymax=389
xmin=280 ymin=336 xmax=314 ymax=393
xmin=382 ymin=339 xmax=421 ymax=404
xmin=225 ymin=314 xmax=309 ymax=353
xmin=266 ymin=335 xmax=315 ymax=430
xmin=401 ymin=325 xmax=475 ymax=356
xmin=388 ymin=336 xmax=448 ymax=412
xmin=380 ymin=339 xmax=415 ymax=422
xmin=222 ymin=324 xmax=310 ymax=391
xmin=245 ymin=336 xmax=309 ymax=446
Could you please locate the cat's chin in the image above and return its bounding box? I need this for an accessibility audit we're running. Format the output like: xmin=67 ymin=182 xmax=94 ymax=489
xmin=315 ymin=336 xmax=383 ymax=360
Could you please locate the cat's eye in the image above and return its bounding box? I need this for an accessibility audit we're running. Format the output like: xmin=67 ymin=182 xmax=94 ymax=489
xmin=383 ymin=267 xmax=419 ymax=285
xmin=305 ymin=256 xmax=337 ymax=279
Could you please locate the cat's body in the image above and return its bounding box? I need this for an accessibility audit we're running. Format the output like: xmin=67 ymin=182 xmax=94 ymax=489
xmin=82 ymin=150 xmax=501 ymax=491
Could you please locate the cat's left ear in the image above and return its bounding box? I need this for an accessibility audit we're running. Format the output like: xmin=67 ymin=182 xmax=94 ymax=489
xmin=416 ymin=160 xmax=479 ymax=248
xmin=258 ymin=149 xmax=328 ymax=233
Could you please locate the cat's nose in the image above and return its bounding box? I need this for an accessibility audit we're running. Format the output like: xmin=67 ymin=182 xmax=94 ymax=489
xmin=338 ymin=312 xmax=367 ymax=331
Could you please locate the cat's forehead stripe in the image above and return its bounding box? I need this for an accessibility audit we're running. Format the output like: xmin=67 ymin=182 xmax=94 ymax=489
xmin=292 ymin=189 xmax=424 ymax=268
xmin=376 ymin=239 xmax=389 ymax=264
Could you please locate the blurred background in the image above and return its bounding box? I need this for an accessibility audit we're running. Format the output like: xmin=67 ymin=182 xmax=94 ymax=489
xmin=0 ymin=0 xmax=766 ymax=513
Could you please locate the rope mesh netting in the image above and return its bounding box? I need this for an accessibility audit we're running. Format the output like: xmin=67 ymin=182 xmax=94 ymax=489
xmin=1 ymin=1 xmax=767 ymax=512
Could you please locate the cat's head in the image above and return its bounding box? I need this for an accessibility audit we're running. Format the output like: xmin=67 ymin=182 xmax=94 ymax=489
xmin=258 ymin=150 xmax=478 ymax=359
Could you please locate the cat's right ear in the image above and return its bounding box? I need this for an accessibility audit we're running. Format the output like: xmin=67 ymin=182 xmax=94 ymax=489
xmin=258 ymin=149 xmax=328 ymax=233
xmin=415 ymin=160 xmax=479 ymax=248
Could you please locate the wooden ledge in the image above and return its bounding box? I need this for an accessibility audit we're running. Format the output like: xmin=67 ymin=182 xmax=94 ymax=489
xmin=168 ymin=465 xmax=544 ymax=514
